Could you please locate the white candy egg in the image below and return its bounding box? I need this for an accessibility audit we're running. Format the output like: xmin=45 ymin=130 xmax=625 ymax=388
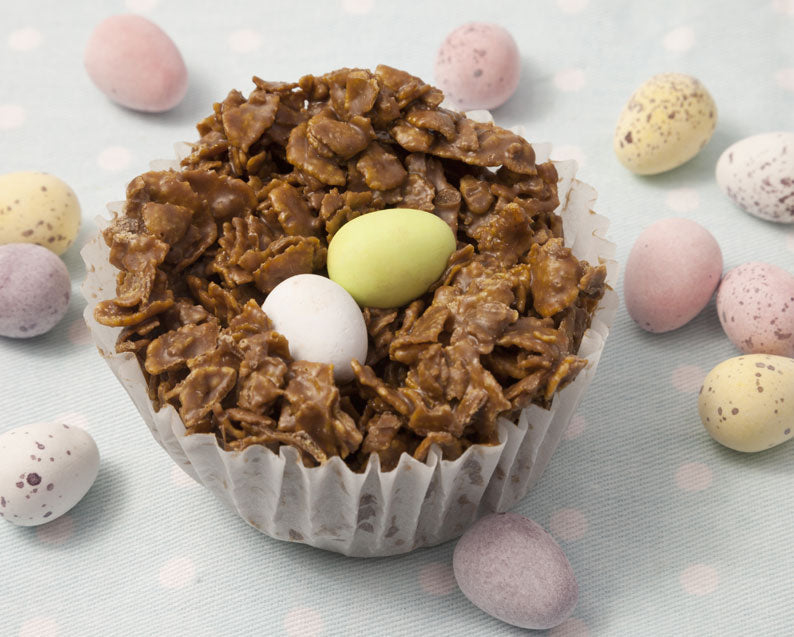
xmin=0 ymin=422 xmax=100 ymax=526
xmin=262 ymin=274 xmax=368 ymax=384
xmin=716 ymin=132 xmax=794 ymax=223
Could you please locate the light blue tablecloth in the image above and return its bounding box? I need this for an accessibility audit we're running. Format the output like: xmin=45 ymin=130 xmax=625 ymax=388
xmin=2 ymin=1 xmax=793 ymax=635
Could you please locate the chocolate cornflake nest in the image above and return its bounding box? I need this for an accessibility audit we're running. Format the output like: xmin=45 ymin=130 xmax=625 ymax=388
xmin=94 ymin=65 xmax=607 ymax=471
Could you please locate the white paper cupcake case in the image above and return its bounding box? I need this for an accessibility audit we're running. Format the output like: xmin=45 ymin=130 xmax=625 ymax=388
xmin=81 ymin=132 xmax=618 ymax=557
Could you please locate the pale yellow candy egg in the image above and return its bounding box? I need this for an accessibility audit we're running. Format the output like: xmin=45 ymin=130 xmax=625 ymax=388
xmin=698 ymin=354 xmax=794 ymax=452
xmin=0 ymin=172 xmax=81 ymax=255
xmin=614 ymin=73 xmax=717 ymax=175
xmin=327 ymin=208 xmax=456 ymax=308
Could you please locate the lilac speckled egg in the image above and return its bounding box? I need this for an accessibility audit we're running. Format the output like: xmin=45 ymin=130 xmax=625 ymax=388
xmin=453 ymin=513 xmax=578 ymax=630
xmin=716 ymin=262 xmax=794 ymax=356
xmin=0 ymin=243 xmax=71 ymax=338
xmin=84 ymin=14 xmax=188 ymax=112
xmin=0 ymin=422 xmax=99 ymax=526
xmin=623 ymin=218 xmax=723 ymax=333
xmin=435 ymin=23 xmax=520 ymax=111
xmin=716 ymin=132 xmax=794 ymax=223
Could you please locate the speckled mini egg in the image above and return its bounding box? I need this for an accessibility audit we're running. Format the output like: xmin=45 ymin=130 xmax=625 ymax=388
xmin=0 ymin=422 xmax=100 ymax=526
xmin=623 ymin=218 xmax=723 ymax=332
xmin=0 ymin=243 xmax=71 ymax=338
xmin=262 ymin=274 xmax=368 ymax=384
xmin=698 ymin=354 xmax=794 ymax=452
xmin=716 ymin=262 xmax=794 ymax=356
xmin=453 ymin=513 xmax=578 ymax=630
xmin=434 ymin=22 xmax=520 ymax=111
xmin=84 ymin=14 xmax=188 ymax=112
xmin=0 ymin=171 xmax=81 ymax=255
xmin=614 ymin=73 xmax=717 ymax=175
xmin=716 ymin=132 xmax=794 ymax=223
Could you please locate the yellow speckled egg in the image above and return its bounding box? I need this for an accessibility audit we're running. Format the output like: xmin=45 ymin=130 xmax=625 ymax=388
xmin=614 ymin=73 xmax=717 ymax=175
xmin=698 ymin=354 xmax=794 ymax=452
xmin=0 ymin=172 xmax=81 ymax=255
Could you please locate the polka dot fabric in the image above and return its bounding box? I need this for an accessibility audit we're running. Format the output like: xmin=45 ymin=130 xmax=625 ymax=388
xmin=1 ymin=1 xmax=792 ymax=635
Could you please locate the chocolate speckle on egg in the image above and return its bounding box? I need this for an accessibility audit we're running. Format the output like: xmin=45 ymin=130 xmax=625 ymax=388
xmin=614 ymin=73 xmax=717 ymax=174
xmin=0 ymin=422 xmax=99 ymax=526
xmin=716 ymin=132 xmax=794 ymax=223
xmin=717 ymin=262 xmax=794 ymax=356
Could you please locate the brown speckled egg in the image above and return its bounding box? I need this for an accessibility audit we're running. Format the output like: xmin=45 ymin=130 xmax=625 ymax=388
xmin=0 ymin=422 xmax=99 ymax=526
xmin=716 ymin=262 xmax=794 ymax=356
xmin=699 ymin=354 xmax=794 ymax=452
xmin=0 ymin=171 xmax=81 ymax=255
xmin=614 ymin=73 xmax=717 ymax=175
xmin=434 ymin=23 xmax=520 ymax=111
xmin=716 ymin=132 xmax=794 ymax=223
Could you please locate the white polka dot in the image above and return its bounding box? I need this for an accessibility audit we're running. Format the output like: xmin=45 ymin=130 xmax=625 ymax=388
xmin=171 ymin=464 xmax=198 ymax=488
xmin=284 ymin=607 xmax=324 ymax=637
xmin=556 ymin=0 xmax=590 ymax=13
xmin=551 ymin=145 xmax=587 ymax=169
xmin=663 ymin=26 xmax=696 ymax=53
xmin=675 ymin=462 xmax=713 ymax=492
xmin=37 ymin=514 xmax=74 ymax=545
xmin=7 ymin=28 xmax=42 ymax=52
xmin=680 ymin=564 xmax=719 ymax=595
xmin=228 ymin=29 xmax=262 ymax=54
xmin=549 ymin=508 xmax=588 ymax=541
xmin=549 ymin=617 xmax=590 ymax=637
xmin=665 ymin=188 xmax=700 ymax=213
xmin=671 ymin=364 xmax=706 ymax=393
xmin=0 ymin=104 xmax=26 ymax=130
xmin=341 ymin=0 xmax=374 ymax=13
xmin=419 ymin=562 xmax=456 ymax=596
xmin=125 ymin=0 xmax=159 ymax=11
xmin=68 ymin=318 xmax=93 ymax=346
xmin=772 ymin=0 xmax=794 ymax=15
xmin=97 ymin=146 xmax=132 ymax=172
xmin=159 ymin=557 xmax=196 ymax=589
xmin=53 ymin=412 xmax=90 ymax=430
xmin=554 ymin=69 xmax=586 ymax=92
xmin=563 ymin=413 xmax=587 ymax=440
xmin=774 ymin=68 xmax=794 ymax=92
xmin=19 ymin=618 xmax=60 ymax=637
xmin=786 ymin=229 xmax=794 ymax=252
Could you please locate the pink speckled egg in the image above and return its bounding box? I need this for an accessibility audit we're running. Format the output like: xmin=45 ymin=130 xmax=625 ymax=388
xmin=434 ymin=23 xmax=520 ymax=111
xmin=0 ymin=243 xmax=71 ymax=338
xmin=716 ymin=262 xmax=794 ymax=356
xmin=623 ymin=218 xmax=723 ymax=333
xmin=84 ymin=14 xmax=188 ymax=113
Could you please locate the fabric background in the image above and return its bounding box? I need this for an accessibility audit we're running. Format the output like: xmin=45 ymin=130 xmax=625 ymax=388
xmin=1 ymin=1 xmax=793 ymax=635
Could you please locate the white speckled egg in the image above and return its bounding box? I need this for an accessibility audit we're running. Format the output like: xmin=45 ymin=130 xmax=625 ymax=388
xmin=716 ymin=262 xmax=794 ymax=356
xmin=434 ymin=22 xmax=520 ymax=111
xmin=453 ymin=513 xmax=578 ymax=630
xmin=698 ymin=354 xmax=794 ymax=452
xmin=716 ymin=132 xmax=794 ymax=223
xmin=0 ymin=171 xmax=81 ymax=255
xmin=623 ymin=218 xmax=723 ymax=332
xmin=262 ymin=274 xmax=368 ymax=384
xmin=0 ymin=243 xmax=71 ymax=338
xmin=0 ymin=422 xmax=100 ymax=526
xmin=614 ymin=73 xmax=717 ymax=175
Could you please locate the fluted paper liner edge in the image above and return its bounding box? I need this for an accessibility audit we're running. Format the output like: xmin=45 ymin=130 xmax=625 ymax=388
xmin=81 ymin=143 xmax=618 ymax=557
